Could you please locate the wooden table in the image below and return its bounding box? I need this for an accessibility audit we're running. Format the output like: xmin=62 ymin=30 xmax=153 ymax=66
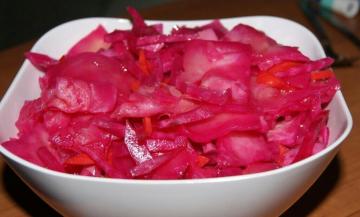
xmin=1 ymin=0 xmax=359 ymax=216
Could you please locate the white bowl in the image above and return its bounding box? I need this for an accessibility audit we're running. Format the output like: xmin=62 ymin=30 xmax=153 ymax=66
xmin=0 ymin=16 xmax=353 ymax=217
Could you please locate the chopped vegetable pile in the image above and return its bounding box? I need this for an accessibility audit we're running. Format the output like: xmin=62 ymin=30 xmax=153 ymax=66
xmin=2 ymin=7 xmax=339 ymax=179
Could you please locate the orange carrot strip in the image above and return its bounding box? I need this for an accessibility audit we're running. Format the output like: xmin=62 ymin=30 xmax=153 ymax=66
xmin=65 ymin=153 xmax=95 ymax=166
xmin=267 ymin=61 xmax=302 ymax=74
xmin=196 ymin=155 xmax=210 ymax=167
xmin=131 ymin=80 xmax=141 ymax=92
xmin=276 ymin=144 xmax=289 ymax=165
xmin=311 ymin=70 xmax=335 ymax=81
xmin=256 ymin=72 xmax=288 ymax=89
xmin=138 ymin=50 xmax=150 ymax=75
xmin=143 ymin=117 xmax=153 ymax=136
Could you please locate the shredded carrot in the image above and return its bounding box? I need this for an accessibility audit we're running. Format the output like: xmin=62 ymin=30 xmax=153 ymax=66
xmin=65 ymin=153 xmax=95 ymax=166
xmin=311 ymin=70 xmax=335 ymax=81
xmin=106 ymin=147 xmax=113 ymax=165
xmin=130 ymin=80 xmax=140 ymax=92
xmin=256 ymin=72 xmax=288 ymax=89
xmin=267 ymin=61 xmax=302 ymax=74
xmin=59 ymin=55 xmax=66 ymax=62
xmin=143 ymin=117 xmax=153 ymax=136
xmin=162 ymin=76 xmax=171 ymax=84
xmin=257 ymin=61 xmax=302 ymax=89
xmin=276 ymin=144 xmax=289 ymax=165
xmin=196 ymin=155 xmax=210 ymax=167
xmin=138 ymin=50 xmax=151 ymax=75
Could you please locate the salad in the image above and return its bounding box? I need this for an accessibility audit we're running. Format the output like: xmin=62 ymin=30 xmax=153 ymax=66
xmin=1 ymin=7 xmax=339 ymax=179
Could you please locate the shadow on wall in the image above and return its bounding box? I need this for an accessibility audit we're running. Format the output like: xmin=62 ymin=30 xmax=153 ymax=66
xmin=0 ymin=0 xmax=173 ymax=50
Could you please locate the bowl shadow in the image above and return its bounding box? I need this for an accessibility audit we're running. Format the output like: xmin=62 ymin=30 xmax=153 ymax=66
xmin=1 ymin=165 xmax=61 ymax=217
xmin=1 ymin=155 xmax=342 ymax=217
xmin=281 ymin=154 xmax=342 ymax=217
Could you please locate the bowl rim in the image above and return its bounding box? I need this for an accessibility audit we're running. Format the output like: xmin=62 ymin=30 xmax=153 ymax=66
xmin=0 ymin=16 xmax=353 ymax=185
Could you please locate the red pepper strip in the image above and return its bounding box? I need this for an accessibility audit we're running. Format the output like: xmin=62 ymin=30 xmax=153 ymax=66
xmin=311 ymin=70 xmax=335 ymax=81
xmin=138 ymin=50 xmax=151 ymax=75
xmin=267 ymin=61 xmax=302 ymax=74
xmin=196 ymin=155 xmax=210 ymax=167
xmin=143 ymin=117 xmax=153 ymax=136
xmin=65 ymin=153 xmax=95 ymax=166
xmin=256 ymin=72 xmax=288 ymax=89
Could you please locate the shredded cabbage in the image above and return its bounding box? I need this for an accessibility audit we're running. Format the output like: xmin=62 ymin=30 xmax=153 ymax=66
xmin=1 ymin=7 xmax=339 ymax=179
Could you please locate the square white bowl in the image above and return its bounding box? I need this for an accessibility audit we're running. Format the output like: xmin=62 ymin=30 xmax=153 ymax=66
xmin=0 ymin=17 xmax=353 ymax=217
